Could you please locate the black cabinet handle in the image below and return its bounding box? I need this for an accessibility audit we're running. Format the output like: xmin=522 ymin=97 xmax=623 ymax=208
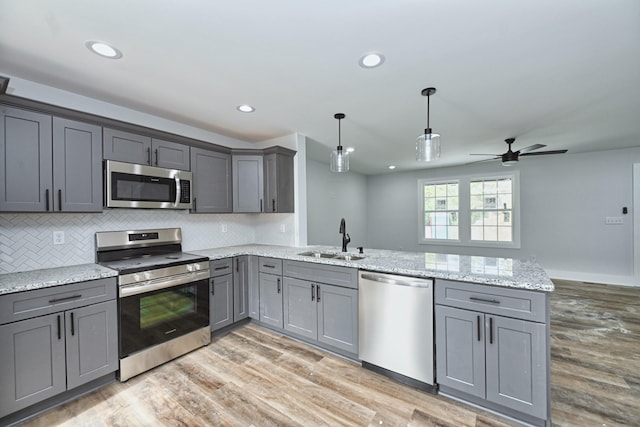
xmin=211 ymin=279 xmax=215 ymax=295
xmin=311 ymin=284 xmax=315 ymax=301
xmin=49 ymin=294 xmax=82 ymax=304
xmin=272 ymin=199 xmax=276 ymax=212
xmin=58 ymin=189 xmax=62 ymax=211
xmin=470 ymin=296 xmax=501 ymax=304
xmin=147 ymin=147 xmax=151 ymax=164
xmin=154 ymin=149 xmax=159 ymax=166
xmin=45 ymin=189 xmax=50 ymax=211
xmin=260 ymin=199 xmax=263 ymax=212
xmin=477 ymin=315 xmax=481 ymax=341
xmin=193 ymin=197 xmax=197 ymax=212
xmin=489 ymin=317 xmax=494 ymax=344
xmin=70 ymin=312 xmax=75 ymax=336
xmin=316 ymin=285 xmax=320 ymax=302
xmin=57 ymin=315 xmax=61 ymax=340
xmin=236 ymin=258 xmax=239 ymax=273
xmin=277 ymin=278 xmax=281 ymax=294
xmin=214 ymin=266 xmax=228 ymax=271
xmin=263 ymin=264 xmax=275 ymax=269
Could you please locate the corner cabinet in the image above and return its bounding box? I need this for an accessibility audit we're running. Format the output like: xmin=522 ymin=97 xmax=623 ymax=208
xmin=435 ymin=279 xmax=551 ymax=426
xmin=263 ymin=147 xmax=295 ymax=213
xmin=0 ymin=107 xmax=102 ymax=212
xmin=209 ymin=257 xmax=251 ymax=332
xmin=0 ymin=278 xmax=118 ymax=419
xmin=232 ymin=154 xmax=264 ymax=212
xmin=103 ymin=128 xmax=190 ymax=171
xmin=190 ymin=147 xmax=232 ymax=213
xmin=282 ymin=260 xmax=358 ymax=356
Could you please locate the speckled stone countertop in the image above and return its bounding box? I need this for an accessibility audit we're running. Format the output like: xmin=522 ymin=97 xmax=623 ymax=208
xmin=192 ymin=245 xmax=554 ymax=292
xmin=0 ymin=264 xmax=118 ymax=296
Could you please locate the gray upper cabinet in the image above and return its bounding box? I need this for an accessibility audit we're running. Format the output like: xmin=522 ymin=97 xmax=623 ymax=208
xmin=103 ymin=128 xmax=151 ymax=165
xmin=0 ymin=107 xmax=53 ymax=212
xmin=151 ymin=138 xmax=190 ymax=171
xmin=233 ymin=256 xmax=250 ymax=321
xmin=52 ymin=118 xmax=103 ymax=212
xmin=190 ymin=147 xmax=232 ymax=213
xmin=103 ymin=129 xmax=190 ymax=170
xmin=232 ymin=154 xmax=264 ymax=212
xmin=0 ymin=107 xmax=102 ymax=212
xmin=263 ymin=147 xmax=295 ymax=213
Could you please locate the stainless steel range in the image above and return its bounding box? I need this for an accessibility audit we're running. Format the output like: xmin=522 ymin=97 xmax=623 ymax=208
xmin=96 ymin=228 xmax=210 ymax=381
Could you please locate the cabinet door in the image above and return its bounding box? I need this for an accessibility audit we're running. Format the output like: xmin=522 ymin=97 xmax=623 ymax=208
xmin=151 ymin=138 xmax=190 ymax=171
xmin=283 ymin=277 xmax=317 ymax=340
xmin=232 ymin=155 xmax=263 ymax=212
xmin=190 ymin=147 xmax=232 ymax=213
xmin=210 ymin=275 xmax=234 ymax=331
xmin=248 ymin=256 xmax=260 ymax=319
xmin=263 ymin=153 xmax=278 ymax=212
xmin=264 ymin=151 xmax=294 ymax=213
xmin=103 ymin=128 xmax=151 ymax=165
xmin=233 ymin=256 xmax=250 ymax=321
xmin=65 ymin=301 xmax=118 ymax=389
xmin=52 ymin=118 xmax=103 ymax=212
xmin=0 ymin=107 xmax=52 ymax=212
xmin=435 ymin=306 xmax=485 ymax=398
xmin=485 ymin=316 xmax=548 ymax=419
xmin=259 ymin=272 xmax=283 ymax=328
xmin=317 ymin=284 xmax=358 ymax=354
xmin=0 ymin=313 xmax=66 ymax=417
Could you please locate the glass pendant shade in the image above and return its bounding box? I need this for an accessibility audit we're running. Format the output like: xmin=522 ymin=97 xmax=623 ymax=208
xmin=416 ymin=129 xmax=441 ymax=161
xmin=330 ymin=146 xmax=349 ymax=172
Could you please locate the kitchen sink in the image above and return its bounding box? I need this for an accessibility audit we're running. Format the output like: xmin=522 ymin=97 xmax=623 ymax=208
xmin=297 ymin=251 xmax=365 ymax=261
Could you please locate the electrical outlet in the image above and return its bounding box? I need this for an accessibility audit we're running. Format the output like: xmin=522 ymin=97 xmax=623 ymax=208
xmin=605 ymin=217 xmax=624 ymax=225
xmin=53 ymin=231 xmax=65 ymax=245
xmin=221 ymin=224 xmax=228 ymax=233
xmin=280 ymin=224 xmax=286 ymax=233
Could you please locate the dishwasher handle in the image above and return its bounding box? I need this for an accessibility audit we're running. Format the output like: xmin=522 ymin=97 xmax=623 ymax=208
xmin=360 ymin=273 xmax=432 ymax=288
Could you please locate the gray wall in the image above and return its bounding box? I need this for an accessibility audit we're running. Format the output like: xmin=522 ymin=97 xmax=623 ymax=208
xmin=365 ymin=147 xmax=638 ymax=285
xmin=306 ymin=159 xmax=368 ymax=249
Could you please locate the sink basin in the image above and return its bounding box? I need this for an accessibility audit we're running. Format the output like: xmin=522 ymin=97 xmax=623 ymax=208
xmin=297 ymin=251 xmax=365 ymax=261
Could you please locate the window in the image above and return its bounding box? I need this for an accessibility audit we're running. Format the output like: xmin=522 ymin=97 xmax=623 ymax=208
xmin=422 ymin=181 xmax=459 ymax=240
xmin=419 ymin=173 xmax=519 ymax=248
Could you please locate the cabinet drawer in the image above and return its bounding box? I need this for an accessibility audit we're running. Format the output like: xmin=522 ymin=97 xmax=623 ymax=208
xmin=0 ymin=278 xmax=117 ymax=325
xmin=210 ymin=258 xmax=233 ymax=277
xmin=283 ymin=260 xmax=358 ymax=289
xmin=259 ymin=257 xmax=283 ymax=275
xmin=435 ymin=279 xmax=547 ymax=322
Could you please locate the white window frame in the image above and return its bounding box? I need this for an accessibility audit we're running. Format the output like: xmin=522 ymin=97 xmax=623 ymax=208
xmin=418 ymin=171 xmax=520 ymax=249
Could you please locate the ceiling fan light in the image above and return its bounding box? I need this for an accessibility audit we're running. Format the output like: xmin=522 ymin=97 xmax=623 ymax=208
xmin=416 ymin=131 xmax=440 ymax=161
xmin=502 ymin=159 xmax=517 ymax=166
xmin=330 ymin=146 xmax=349 ymax=172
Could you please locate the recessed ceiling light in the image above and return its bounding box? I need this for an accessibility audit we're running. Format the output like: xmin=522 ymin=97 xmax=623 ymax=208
xmin=388 ymin=165 xmax=396 ymax=170
xmin=359 ymin=52 xmax=385 ymax=68
xmin=346 ymin=147 xmax=355 ymax=153
xmin=237 ymin=104 xmax=255 ymax=113
xmin=86 ymin=41 xmax=123 ymax=59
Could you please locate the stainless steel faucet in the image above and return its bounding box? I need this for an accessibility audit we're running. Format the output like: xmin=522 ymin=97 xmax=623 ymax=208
xmin=339 ymin=218 xmax=351 ymax=252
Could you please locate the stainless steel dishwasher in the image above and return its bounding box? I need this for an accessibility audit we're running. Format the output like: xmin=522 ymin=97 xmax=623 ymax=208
xmin=358 ymin=271 xmax=435 ymax=392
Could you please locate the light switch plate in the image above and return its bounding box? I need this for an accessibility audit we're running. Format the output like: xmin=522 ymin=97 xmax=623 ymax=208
xmin=605 ymin=217 xmax=624 ymax=225
xmin=53 ymin=231 xmax=65 ymax=245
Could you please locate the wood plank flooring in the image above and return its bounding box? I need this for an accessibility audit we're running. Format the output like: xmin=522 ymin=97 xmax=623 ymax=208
xmin=19 ymin=279 xmax=640 ymax=427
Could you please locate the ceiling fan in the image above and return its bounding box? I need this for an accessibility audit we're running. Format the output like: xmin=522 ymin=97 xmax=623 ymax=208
xmin=469 ymin=138 xmax=568 ymax=166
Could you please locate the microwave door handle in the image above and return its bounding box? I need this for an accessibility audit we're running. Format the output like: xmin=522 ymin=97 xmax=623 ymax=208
xmin=174 ymin=176 xmax=181 ymax=207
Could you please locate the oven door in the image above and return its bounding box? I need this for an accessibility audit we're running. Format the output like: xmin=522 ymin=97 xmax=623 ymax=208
xmin=105 ymin=160 xmax=192 ymax=209
xmin=119 ymin=277 xmax=209 ymax=357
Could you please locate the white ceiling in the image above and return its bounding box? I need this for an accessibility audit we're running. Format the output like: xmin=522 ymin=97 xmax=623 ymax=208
xmin=1 ymin=0 xmax=639 ymax=174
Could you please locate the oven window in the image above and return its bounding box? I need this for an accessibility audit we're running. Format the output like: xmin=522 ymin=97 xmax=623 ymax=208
xmin=112 ymin=172 xmax=175 ymax=202
xmin=139 ymin=286 xmax=197 ymax=330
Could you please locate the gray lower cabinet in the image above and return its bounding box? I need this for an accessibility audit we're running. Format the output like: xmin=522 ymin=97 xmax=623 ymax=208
xmin=210 ymin=274 xmax=234 ymax=331
xmin=259 ymin=272 xmax=283 ymax=328
xmin=233 ymin=256 xmax=250 ymax=321
xmin=103 ymin=129 xmax=190 ymax=170
xmin=435 ymin=279 xmax=550 ymax=424
xmin=263 ymin=147 xmax=295 ymax=213
xmin=210 ymin=257 xmax=250 ymax=331
xmin=247 ymin=257 xmax=260 ymax=319
xmin=0 ymin=300 xmax=117 ymax=418
xmin=190 ymin=147 xmax=232 ymax=213
xmin=232 ymin=154 xmax=264 ymax=212
xmin=0 ymin=107 xmax=102 ymax=212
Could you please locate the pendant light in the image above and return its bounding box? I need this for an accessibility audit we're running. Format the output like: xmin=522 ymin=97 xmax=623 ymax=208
xmin=416 ymin=87 xmax=441 ymax=161
xmin=330 ymin=113 xmax=349 ymax=172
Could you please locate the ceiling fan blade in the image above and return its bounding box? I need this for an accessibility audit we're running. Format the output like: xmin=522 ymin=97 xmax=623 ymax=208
xmin=517 ymin=144 xmax=546 ymax=154
xmin=466 ymin=157 xmax=500 ymax=165
xmin=520 ymin=149 xmax=568 ymax=156
xmin=469 ymin=153 xmax=500 ymax=156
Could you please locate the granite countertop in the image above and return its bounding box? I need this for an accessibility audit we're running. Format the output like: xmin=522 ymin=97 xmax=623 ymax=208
xmin=0 ymin=264 xmax=118 ymax=296
xmin=192 ymin=244 xmax=555 ymax=292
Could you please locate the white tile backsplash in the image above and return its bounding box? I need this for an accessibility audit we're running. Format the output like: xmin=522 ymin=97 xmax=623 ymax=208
xmin=0 ymin=210 xmax=296 ymax=273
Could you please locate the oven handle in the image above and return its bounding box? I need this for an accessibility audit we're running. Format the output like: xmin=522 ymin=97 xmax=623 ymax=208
xmin=174 ymin=175 xmax=181 ymax=207
xmin=119 ymin=270 xmax=210 ymax=298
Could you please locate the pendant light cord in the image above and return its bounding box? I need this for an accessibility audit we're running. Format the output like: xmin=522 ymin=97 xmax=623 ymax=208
xmin=338 ymin=117 xmax=342 ymax=148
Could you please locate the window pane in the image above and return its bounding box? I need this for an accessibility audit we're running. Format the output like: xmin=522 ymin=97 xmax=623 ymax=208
xmin=447 ymin=183 xmax=458 ymax=194
xmin=498 ymin=194 xmax=512 ymax=210
xmin=483 ymin=180 xmax=497 ymax=194
xmin=484 ymin=226 xmax=498 ymax=241
xmin=498 ymin=210 xmax=512 ymax=226
xmin=435 ymin=184 xmax=447 ymax=197
xmin=484 ymin=211 xmax=498 ymax=225
xmin=425 ymin=197 xmax=435 ymax=210
xmin=422 ymin=180 xmax=459 ymax=241
xmin=449 ymin=212 xmax=458 ymax=225
xmin=498 ymin=179 xmax=512 ymax=193
xmin=424 ymin=185 xmax=435 ymax=197
xmin=434 ymin=226 xmax=447 ymax=239
xmin=425 ymin=212 xmax=435 ymax=226
xmin=448 ymin=227 xmax=459 ymax=240
xmin=471 ymin=211 xmax=483 ymax=225
xmin=470 ymin=195 xmax=483 ymax=209
xmin=470 ymin=181 xmax=483 ymax=195
xmin=471 ymin=226 xmax=484 ymax=240
xmin=449 ymin=196 xmax=459 ymax=210
xmin=498 ymin=227 xmax=512 ymax=242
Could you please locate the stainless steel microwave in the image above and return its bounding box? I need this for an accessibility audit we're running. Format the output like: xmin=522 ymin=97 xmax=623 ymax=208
xmin=105 ymin=160 xmax=192 ymax=209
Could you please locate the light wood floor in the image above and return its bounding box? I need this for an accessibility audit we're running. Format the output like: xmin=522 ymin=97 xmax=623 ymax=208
xmin=20 ymin=279 xmax=640 ymax=427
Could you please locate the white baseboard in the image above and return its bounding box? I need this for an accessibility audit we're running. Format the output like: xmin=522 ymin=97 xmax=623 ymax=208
xmin=546 ymin=269 xmax=639 ymax=287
